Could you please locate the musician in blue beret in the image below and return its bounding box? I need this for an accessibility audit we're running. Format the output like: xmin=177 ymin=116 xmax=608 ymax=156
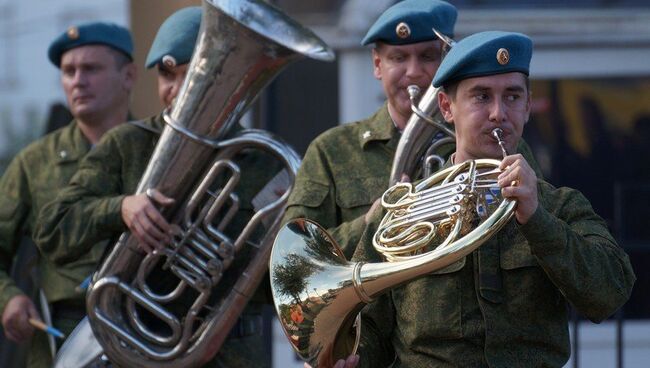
xmin=36 ymin=6 xmax=280 ymax=367
xmin=361 ymin=0 xmax=456 ymax=134
xmin=284 ymin=0 xmax=461 ymax=264
xmin=286 ymin=3 xmax=457 ymax=365
xmin=1 ymin=21 xmax=135 ymax=368
xmin=349 ymin=30 xmax=635 ymax=367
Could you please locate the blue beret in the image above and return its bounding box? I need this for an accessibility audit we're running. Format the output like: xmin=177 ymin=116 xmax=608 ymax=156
xmin=361 ymin=0 xmax=457 ymax=46
xmin=145 ymin=7 xmax=202 ymax=69
xmin=48 ymin=22 xmax=133 ymax=68
xmin=432 ymin=31 xmax=533 ymax=88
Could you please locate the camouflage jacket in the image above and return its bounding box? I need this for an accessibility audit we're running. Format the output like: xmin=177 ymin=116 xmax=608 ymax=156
xmin=352 ymin=170 xmax=636 ymax=367
xmin=34 ymin=115 xmax=163 ymax=264
xmin=283 ymin=103 xmax=542 ymax=259
xmin=0 ymin=121 xmax=98 ymax=312
xmin=35 ymin=114 xmax=279 ymax=367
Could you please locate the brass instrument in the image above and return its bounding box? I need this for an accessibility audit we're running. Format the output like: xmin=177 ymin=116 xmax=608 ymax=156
xmin=389 ymin=28 xmax=457 ymax=185
xmin=53 ymin=0 xmax=334 ymax=367
xmin=270 ymin=158 xmax=515 ymax=367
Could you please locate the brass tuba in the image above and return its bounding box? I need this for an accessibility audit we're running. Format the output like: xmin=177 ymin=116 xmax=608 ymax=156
xmin=269 ymin=31 xmax=517 ymax=366
xmin=53 ymin=0 xmax=334 ymax=367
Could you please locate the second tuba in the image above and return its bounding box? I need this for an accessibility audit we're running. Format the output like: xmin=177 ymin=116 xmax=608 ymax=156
xmin=54 ymin=0 xmax=334 ymax=367
xmin=389 ymin=28 xmax=457 ymax=185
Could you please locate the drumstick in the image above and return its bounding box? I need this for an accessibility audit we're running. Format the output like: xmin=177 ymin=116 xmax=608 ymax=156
xmin=29 ymin=318 xmax=66 ymax=339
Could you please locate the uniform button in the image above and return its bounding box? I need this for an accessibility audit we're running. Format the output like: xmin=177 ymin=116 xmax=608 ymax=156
xmin=59 ymin=150 xmax=68 ymax=159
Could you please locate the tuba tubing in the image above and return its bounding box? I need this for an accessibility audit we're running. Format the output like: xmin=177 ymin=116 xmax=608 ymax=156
xmin=389 ymin=28 xmax=457 ymax=186
xmin=390 ymin=85 xmax=452 ymax=185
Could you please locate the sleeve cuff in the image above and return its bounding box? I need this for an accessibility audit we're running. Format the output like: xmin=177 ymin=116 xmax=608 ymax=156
xmin=102 ymin=195 xmax=128 ymax=233
xmin=0 ymin=285 xmax=25 ymax=313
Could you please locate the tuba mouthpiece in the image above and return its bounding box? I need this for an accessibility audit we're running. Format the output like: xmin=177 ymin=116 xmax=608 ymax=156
xmin=407 ymin=85 xmax=421 ymax=102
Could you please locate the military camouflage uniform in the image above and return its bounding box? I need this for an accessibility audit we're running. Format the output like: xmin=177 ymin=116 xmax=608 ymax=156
xmin=35 ymin=114 xmax=276 ymax=367
xmin=0 ymin=121 xmax=99 ymax=367
xmin=350 ymin=156 xmax=636 ymax=367
xmin=283 ymin=103 xmax=541 ymax=258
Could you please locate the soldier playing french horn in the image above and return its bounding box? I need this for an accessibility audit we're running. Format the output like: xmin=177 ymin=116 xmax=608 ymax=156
xmin=348 ymin=30 xmax=636 ymax=368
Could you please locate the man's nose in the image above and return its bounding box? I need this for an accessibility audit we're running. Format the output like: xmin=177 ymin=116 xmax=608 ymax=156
xmin=72 ymin=70 xmax=87 ymax=86
xmin=405 ymin=58 xmax=426 ymax=79
xmin=489 ymin=99 xmax=507 ymax=123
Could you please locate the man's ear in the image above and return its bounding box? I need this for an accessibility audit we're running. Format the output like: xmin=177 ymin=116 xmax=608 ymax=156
xmin=438 ymin=91 xmax=454 ymax=124
xmin=372 ymin=48 xmax=382 ymax=80
xmin=122 ymin=63 xmax=137 ymax=92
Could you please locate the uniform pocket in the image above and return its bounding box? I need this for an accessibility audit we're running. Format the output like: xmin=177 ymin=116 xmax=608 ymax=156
xmin=498 ymin=227 xmax=562 ymax=324
xmin=500 ymin=231 xmax=538 ymax=269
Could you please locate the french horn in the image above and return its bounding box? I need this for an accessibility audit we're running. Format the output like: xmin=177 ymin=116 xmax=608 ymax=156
xmin=270 ymin=155 xmax=515 ymax=367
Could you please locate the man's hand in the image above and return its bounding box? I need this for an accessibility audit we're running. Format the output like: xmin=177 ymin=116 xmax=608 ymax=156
xmin=498 ymin=154 xmax=538 ymax=224
xmin=121 ymin=189 xmax=175 ymax=253
xmin=365 ymin=198 xmax=383 ymax=224
xmin=304 ymin=354 xmax=360 ymax=368
xmin=1 ymin=294 xmax=40 ymax=343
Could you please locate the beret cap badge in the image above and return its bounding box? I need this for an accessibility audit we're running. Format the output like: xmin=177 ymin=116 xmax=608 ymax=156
xmin=497 ymin=48 xmax=510 ymax=65
xmin=162 ymin=55 xmax=177 ymax=68
xmin=66 ymin=26 xmax=79 ymax=40
xmin=395 ymin=22 xmax=411 ymax=39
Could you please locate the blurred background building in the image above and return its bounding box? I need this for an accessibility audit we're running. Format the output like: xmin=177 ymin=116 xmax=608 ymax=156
xmin=0 ymin=0 xmax=648 ymax=367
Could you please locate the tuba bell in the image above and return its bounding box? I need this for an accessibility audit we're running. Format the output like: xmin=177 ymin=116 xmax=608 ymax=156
xmin=54 ymin=0 xmax=334 ymax=367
